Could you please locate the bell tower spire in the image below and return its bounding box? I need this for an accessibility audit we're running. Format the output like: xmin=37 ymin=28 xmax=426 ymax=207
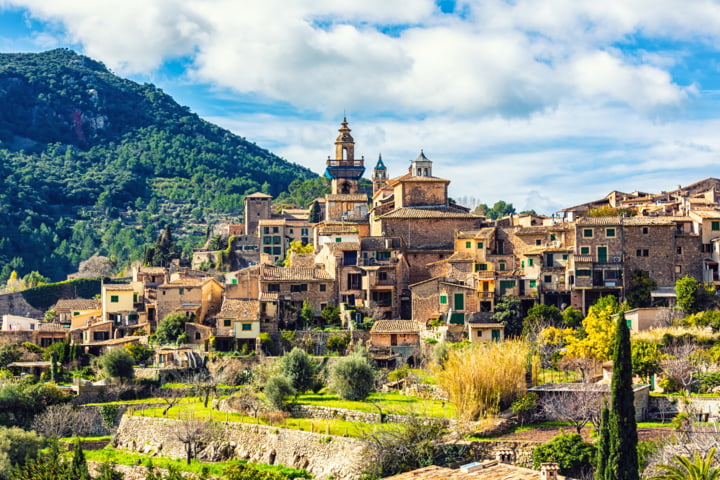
xmin=325 ymin=117 xmax=365 ymax=194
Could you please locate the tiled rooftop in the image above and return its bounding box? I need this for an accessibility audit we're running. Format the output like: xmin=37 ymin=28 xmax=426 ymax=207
xmin=382 ymin=463 xmax=570 ymax=480
xmin=261 ymin=265 xmax=333 ymax=281
xmin=370 ymin=319 xmax=420 ymax=334
xmin=379 ymin=207 xmax=480 ymax=219
xmin=218 ymin=299 xmax=260 ymax=320
xmin=54 ymin=298 xmax=100 ymax=311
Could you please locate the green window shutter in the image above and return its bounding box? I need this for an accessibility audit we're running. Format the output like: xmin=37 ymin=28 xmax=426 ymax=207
xmin=439 ymin=295 xmax=447 ymax=305
xmin=453 ymin=293 xmax=464 ymax=310
xmin=626 ymin=319 xmax=632 ymax=329
xmin=528 ymin=259 xmax=533 ymax=266
xmin=580 ymin=246 xmax=590 ymax=255
xmin=529 ymin=280 xmax=536 ymax=287
xmin=583 ymin=228 xmax=593 ymax=237
xmin=477 ymin=242 xmax=484 ymax=248
xmin=449 ymin=312 xmax=465 ymax=325
xmin=521 ymin=260 xmax=525 ymax=268
xmin=465 ymin=241 xmax=471 ymax=248
xmin=242 ymin=323 xmax=252 ymax=331
xmin=713 ymin=221 xmax=720 ymax=231
xmin=110 ymin=295 xmax=119 ymax=303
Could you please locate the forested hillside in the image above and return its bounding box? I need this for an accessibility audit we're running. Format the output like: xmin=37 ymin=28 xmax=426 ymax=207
xmin=0 ymin=49 xmax=316 ymax=282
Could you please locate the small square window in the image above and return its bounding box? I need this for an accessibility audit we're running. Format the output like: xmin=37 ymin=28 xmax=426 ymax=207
xmin=242 ymin=323 xmax=252 ymax=331
xmin=562 ymin=254 xmax=568 ymax=260
xmin=319 ymin=284 xmax=327 ymax=292
xmin=110 ymin=295 xmax=119 ymax=303
xmin=580 ymin=246 xmax=590 ymax=255
xmin=528 ymin=259 xmax=533 ymax=266
xmin=544 ymin=275 xmax=552 ymax=283
xmin=550 ymin=233 xmax=556 ymax=241
xmin=642 ymin=227 xmax=649 ymax=234
xmin=477 ymin=242 xmax=484 ymax=249
xmin=606 ymin=228 xmax=616 ymax=237
xmin=529 ymin=280 xmax=536 ymax=288
xmin=223 ymin=319 xmax=231 ymax=327
xmin=499 ymin=263 xmax=506 ymax=271
xmin=535 ymin=239 xmax=542 ymax=246
xmin=713 ymin=221 xmax=720 ymax=231
xmin=439 ymin=295 xmax=447 ymax=305
xmin=583 ymin=228 xmax=593 ymax=238
xmin=465 ymin=241 xmax=471 ymax=248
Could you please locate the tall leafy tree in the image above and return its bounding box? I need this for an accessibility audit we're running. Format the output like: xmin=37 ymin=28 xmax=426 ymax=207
xmin=605 ymin=312 xmax=639 ymax=480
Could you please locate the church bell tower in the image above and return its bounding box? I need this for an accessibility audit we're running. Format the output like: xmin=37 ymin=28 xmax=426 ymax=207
xmin=324 ymin=117 xmax=365 ymax=194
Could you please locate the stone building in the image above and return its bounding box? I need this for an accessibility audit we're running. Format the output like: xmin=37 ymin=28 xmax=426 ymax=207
xmin=156 ymin=277 xmax=224 ymax=325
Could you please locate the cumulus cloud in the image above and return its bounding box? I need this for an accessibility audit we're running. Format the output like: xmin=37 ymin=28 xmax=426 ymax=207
xmin=4 ymin=0 xmax=707 ymax=116
xmin=5 ymin=0 xmax=720 ymax=208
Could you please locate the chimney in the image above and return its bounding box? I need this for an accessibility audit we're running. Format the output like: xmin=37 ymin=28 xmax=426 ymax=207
xmin=495 ymin=449 xmax=514 ymax=463
xmin=541 ymin=463 xmax=560 ymax=480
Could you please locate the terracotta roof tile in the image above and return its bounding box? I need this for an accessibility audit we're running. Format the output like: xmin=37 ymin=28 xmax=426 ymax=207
xmin=370 ymin=319 xmax=420 ymax=334
xmin=383 ymin=463 xmax=571 ymax=480
xmin=54 ymin=298 xmax=100 ymax=311
xmin=218 ymin=299 xmax=260 ymax=321
xmin=103 ymin=283 xmax=134 ymax=291
xmin=378 ymin=207 xmax=481 ymax=219
xmin=326 ymin=194 xmax=369 ymax=202
xmin=261 ymin=265 xmax=333 ymax=281
xmin=38 ymin=322 xmax=67 ymax=332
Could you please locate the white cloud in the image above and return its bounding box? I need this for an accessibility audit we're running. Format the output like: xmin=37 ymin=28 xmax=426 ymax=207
xmin=5 ymin=0 xmax=708 ymax=116
xmin=5 ymin=0 xmax=720 ymax=212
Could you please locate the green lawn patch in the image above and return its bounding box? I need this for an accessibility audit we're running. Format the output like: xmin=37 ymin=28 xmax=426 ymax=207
xmin=295 ymin=391 xmax=455 ymax=418
xmin=129 ymin=400 xmax=396 ymax=438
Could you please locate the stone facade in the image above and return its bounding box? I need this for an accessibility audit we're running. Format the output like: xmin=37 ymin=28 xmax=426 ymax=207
xmin=114 ymin=416 xmax=368 ymax=480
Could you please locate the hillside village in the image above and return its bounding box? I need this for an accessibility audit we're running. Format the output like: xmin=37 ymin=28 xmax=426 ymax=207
xmin=9 ymin=117 xmax=718 ymax=360
xmin=3 ymin=118 xmax=720 ymax=479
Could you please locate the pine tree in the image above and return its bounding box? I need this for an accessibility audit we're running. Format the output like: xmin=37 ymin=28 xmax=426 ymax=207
xmin=605 ymin=312 xmax=639 ymax=480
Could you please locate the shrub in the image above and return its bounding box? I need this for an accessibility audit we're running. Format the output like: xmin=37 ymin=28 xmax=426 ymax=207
xmin=0 ymin=426 xmax=44 ymax=477
xmin=125 ymin=343 xmax=154 ymax=365
xmin=280 ymin=347 xmax=318 ymax=395
xmin=330 ymin=352 xmax=375 ymax=401
xmin=155 ymin=313 xmax=188 ymax=345
xmin=326 ymin=332 xmax=350 ymax=355
xmin=264 ymin=375 xmax=295 ymax=410
xmin=533 ymin=432 xmax=595 ymax=478
xmin=96 ymin=348 xmax=135 ymax=381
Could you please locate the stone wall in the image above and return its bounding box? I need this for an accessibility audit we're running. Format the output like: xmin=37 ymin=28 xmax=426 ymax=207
xmin=649 ymin=395 xmax=720 ymax=422
xmin=114 ymin=415 xmax=368 ymax=480
xmin=284 ymin=404 xmax=451 ymax=425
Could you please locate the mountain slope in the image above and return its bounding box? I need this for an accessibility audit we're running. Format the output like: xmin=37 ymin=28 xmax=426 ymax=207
xmin=0 ymin=49 xmax=316 ymax=281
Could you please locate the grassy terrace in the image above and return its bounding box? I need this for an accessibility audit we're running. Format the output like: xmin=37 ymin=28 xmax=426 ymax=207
xmin=107 ymin=391 xmax=454 ymax=438
xmin=82 ymin=447 xmax=310 ymax=478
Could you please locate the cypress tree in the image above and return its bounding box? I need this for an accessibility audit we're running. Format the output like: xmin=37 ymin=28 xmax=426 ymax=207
xmin=605 ymin=312 xmax=639 ymax=480
xmin=69 ymin=439 xmax=91 ymax=480
xmin=596 ymin=405 xmax=610 ymax=480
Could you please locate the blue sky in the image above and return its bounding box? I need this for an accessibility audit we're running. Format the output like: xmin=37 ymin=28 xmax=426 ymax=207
xmin=2 ymin=1 xmax=720 ymax=214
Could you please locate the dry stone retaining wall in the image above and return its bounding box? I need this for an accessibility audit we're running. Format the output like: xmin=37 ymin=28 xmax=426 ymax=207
xmin=114 ymin=415 xmax=368 ymax=480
